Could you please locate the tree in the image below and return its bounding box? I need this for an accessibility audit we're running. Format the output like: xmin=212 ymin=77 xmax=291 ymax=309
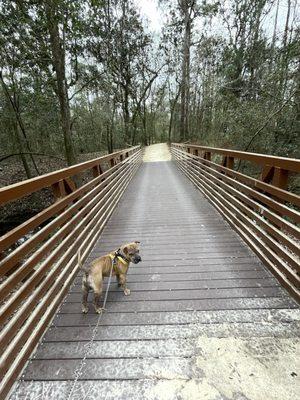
xmin=88 ymin=0 xmax=160 ymax=147
xmin=0 ymin=0 xmax=96 ymax=166
xmin=44 ymin=0 xmax=77 ymax=165
xmin=178 ymin=0 xmax=196 ymax=140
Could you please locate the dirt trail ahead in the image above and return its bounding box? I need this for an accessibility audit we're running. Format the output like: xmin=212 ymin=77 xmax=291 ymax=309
xmin=143 ymin=143 xmax=171 ymax=162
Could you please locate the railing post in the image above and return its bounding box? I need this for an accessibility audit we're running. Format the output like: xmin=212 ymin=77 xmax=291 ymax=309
xmin=52 ymin=177 xmax=77 ymax=201
xmin=261 ymin=165 xmax=274 ymax=183
xmin=110 ymin=157 xmax=115 ymax=168
xmin=64 ymin=178 xmax=76 ymax=194
xmin=221 ymin=156 xmax=234 ymax=175
xmin=204 ymin=152 xmax=211 ymax=161
xmin=227 ymin=157 xmax=234 ymax=169
xmin=273 ymin=168 xmax=289 ymax=190
xmin=189 ymin=149 xmax=198 ymax=173
xmin=52 ymin=180 xmax=66 ymax=199
xmin=260 ymin=165 xmax=288 ymax=190
xmin=92 ymin=165 xmax=100 ymax=177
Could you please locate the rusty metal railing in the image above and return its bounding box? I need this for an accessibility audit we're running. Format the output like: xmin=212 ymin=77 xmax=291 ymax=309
xmin=171 ymin=143 xmax=300 ymax=303
xmin=0 ymin=145 xmax=142 ymax=399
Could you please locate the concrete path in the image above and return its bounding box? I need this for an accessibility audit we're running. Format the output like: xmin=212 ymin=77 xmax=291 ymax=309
xmin=143 ymin=143 xmax=171 ymax=162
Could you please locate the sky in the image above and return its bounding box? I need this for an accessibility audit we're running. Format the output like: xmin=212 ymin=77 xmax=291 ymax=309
xmin=134 ymin=0 xmax=162 ymax=33
xmin=134 ymin=0 xmax=300 ymax=40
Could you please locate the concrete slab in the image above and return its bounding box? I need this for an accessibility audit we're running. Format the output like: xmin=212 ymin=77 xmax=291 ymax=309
xmin=143 ymin=143 xmax=171 ymax=162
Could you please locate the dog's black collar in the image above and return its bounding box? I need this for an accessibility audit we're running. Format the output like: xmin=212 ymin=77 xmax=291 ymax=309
xmin=115 ymin=248 xmax=130 ymax=263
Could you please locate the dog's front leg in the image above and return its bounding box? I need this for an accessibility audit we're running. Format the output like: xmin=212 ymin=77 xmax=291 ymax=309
xmin=118 ymin=274 xmax=130 ymax=296
xmin=116 ymin=274 xmax=122 ymax=287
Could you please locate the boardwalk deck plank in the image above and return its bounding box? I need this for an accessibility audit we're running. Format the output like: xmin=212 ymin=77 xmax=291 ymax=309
xmin=52 ymin=309 xmax=300 ymax=327
xmin=9 ymin=160 xmax=299 ymax=400
xmin=42 ymin=322 xmax=300 ymax=343
xmin=69 ymin=278 xmax=280 ymax=292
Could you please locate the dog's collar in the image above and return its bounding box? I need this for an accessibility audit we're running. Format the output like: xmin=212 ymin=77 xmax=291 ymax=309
xmin=116 ymin=248 xmax=131 ymax=264
xmin=109 ymin=251 xmax=129 ymax=266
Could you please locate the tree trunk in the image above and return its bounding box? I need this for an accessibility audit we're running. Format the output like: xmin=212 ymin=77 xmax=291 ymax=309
xmin=123 ymin=85 xmax=131 ymax=142
xmin=140 ymin=100 xmax=147 ymax=146
xmin=294 ymin=58 xmax=300 ymax=138
xmin=179 ymin=1 xmax=192 ymax=141
xmin=45 ymin=1 xmax=77 ymax=166
xmin=269 ymin=0 xmax=279 ymax=70
xmin=248 ymin=2 xmax=264 ymax=99
xmin=279 ymin=0 xmax=291 ymax=96
xmin=13 ymin=122 xmax=33 ymax=179
xmin=169 ymin=86 xmax=181 ymax=142
xmin=106 ymin=123 xmax=113 ymax=154
xmin=0 ymin=71 xmax=38 ymax=177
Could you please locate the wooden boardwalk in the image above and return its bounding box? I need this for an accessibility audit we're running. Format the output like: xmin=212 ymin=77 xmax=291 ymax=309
xmin=10 ymin=160 xmax=299 ymax=400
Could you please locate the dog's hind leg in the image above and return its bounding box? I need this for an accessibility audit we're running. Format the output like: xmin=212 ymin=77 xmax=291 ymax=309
xmin=82 ymin=277 xmax=90 ymax=314
xmin=93 ymin=290 xmax=103 ymax=313
xmin=93 ymin=275 xmax=104 ymax=314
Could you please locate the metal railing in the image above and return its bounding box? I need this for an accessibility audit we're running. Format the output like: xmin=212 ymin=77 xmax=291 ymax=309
xmin=171 ymin=143 xmax=300 ymax=303
xmin=0 ymin=145 xmax=142 ymax=399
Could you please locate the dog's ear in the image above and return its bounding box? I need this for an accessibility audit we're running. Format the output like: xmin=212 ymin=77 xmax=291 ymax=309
xmin=134 ymin=241 xmax=140 ymax=244
xmin=123 ymin=246 xmax=128 ymax=254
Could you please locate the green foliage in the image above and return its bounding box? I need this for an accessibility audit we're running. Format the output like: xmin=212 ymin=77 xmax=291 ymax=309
xmin=0 ymin=0 xmax=299 ymax=179
xmin=164 ymin=0 xmax=299 ymax=159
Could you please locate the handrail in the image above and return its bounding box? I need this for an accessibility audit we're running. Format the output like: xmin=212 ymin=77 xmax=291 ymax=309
xmin=174 ymin=143 xmax=300 ymax=171
xmin=173 ymin=143 xmax=300 ymax=190
xmin=171 ymin=143 xmax=300 ymax=304
xmin=0 ymin=145 xmax=142 ymax=400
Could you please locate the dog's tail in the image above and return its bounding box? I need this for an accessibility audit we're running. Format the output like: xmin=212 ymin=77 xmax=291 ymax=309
xmin=78 ymin=249 xmax=83 ymax=269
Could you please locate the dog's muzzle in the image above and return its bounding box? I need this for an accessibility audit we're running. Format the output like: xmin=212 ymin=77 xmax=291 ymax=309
xmin=133 ymin=255 xmax=142 ymax=264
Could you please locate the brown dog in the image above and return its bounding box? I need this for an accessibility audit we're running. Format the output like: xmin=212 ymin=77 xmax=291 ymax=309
xmin=79 ymin=241 xmax=141 ymax=313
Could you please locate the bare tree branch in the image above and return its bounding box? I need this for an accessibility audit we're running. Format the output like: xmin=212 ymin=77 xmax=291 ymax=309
xmin=0 ymin=152 xmax=65 ymax=163
xmin=68 ymin=77 xmax=100 ymax=101
xmin=236 ymin=90 xmax=296 ymax=171
xmin=243 ymin=90 xmax=296 ymax=152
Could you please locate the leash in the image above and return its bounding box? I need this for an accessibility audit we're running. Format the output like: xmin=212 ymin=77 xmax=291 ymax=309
xmin=66 ymin=255 xmax=116 ymax=400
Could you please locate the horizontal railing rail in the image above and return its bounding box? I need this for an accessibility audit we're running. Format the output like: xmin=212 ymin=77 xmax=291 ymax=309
xmin=0 ymin=146 xmax=139 ymax=252
xmin=0 ymin=145 xmax=142 ymax=399
xmin=171 ymin=143 xmax=300 ymax=303
xmin=0 ymin=147 xmax=138 ymax=206
xmin=173 ymin=142 xmax=300 ymax=190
